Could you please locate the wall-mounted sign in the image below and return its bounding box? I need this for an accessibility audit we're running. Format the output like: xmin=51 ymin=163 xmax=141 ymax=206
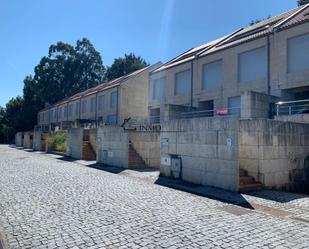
xmin=216 ymin=108 xmax=228 ymax=115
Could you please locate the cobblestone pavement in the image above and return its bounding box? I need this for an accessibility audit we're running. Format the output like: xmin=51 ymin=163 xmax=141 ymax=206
xmin=0 ymin=145 xmax=309 ymax=249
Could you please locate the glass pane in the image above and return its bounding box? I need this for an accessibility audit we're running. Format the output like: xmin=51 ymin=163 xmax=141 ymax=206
xmin=288 ymin=33 xmax=309 ymax=73
xmin=175 ymin=70 xmax=191 ymax=96
xmin=98 ymin=95 xmax=105 ymax=111
xmin=228 ymin=96 xmax=241 ymax=116
xmin=239 ymin=47 xmax=266 ymax=82
xmin=110 ymin=92 xmax=118 ymax=108
xmin=153 ymin=78 xmax=165 ymax=100
xmin=203 ymin=60 xmax=223 ymax=90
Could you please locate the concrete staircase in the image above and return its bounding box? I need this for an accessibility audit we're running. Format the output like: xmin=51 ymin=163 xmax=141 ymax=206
xmin=239 ymin=169 xmax=263 ymax=193
xmin=82 ymin=141 xmax=96 ymax=161
xmin=128 ymin=143 xmax=146 ymax=169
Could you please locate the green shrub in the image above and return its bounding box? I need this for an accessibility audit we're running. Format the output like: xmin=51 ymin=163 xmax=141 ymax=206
xmin=47 ymin=131 xmax=67 ymax=153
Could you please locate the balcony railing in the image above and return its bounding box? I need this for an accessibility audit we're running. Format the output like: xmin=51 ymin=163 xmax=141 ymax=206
xmin=275 ymin=99 xmax=309 ymax=116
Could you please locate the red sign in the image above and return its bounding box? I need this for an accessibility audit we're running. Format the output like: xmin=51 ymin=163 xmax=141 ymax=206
xmin=216 ymin=108 xmax=228 ymax=115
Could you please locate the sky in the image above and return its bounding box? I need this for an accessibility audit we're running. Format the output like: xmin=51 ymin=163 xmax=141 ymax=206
xmin=0 ymin=0 xmax=298 ymax=107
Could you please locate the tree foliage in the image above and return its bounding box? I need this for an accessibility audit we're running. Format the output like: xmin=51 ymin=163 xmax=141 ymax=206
xmin=298 ymin=0 xmax=309 ymax=6
xmin=106 ymin=53 xmax=149 ymax=81
xmin=32 ymin=38 xmax=106 ymax=104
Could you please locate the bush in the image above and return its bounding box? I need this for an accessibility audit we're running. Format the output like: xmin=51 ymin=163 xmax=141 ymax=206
xmin=46 ymin=131 xmax=67 ymax=153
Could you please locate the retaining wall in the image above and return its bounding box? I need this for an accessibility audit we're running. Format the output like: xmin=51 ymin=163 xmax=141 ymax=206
xmin=67 ymin=128 xmax=83 ymax=159
xmin=15 ymin=132 xmax=23 ymax=147
xmin=160 ymin=117 xmax=240 ymax=191
xmin=23 ymin=132 xmax=33 ymax=149
xmin=239 ymin=119 xmax=309 ymax=192
xmin=96 ymin=126 xmax=128 ymax=168
xmin=128 ymin=131 xmax=160 ymax=168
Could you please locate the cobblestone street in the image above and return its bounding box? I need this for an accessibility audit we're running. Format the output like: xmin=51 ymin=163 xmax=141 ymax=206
xmin=0 ymin=145 xmax=309 ymax=249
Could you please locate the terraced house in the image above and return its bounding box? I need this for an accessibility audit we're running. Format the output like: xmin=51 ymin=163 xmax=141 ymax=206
xmin=37 ymin=63 xmax=160 ymax=130
xmin=149 ymin=4 xmax=309 ymax=123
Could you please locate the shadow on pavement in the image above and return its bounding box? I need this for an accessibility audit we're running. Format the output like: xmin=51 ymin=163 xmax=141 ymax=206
xmin=245 ymin=190 xmax=309 ymax=203
xmin=155 ymin=177 xmax=254 ymax=209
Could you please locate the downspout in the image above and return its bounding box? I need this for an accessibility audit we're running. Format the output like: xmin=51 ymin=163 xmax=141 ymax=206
xmin=116 ymin=86 xmax=119 ymax=125
xmin=190 ymin=60 xmax=194 ymax=109
xmin=267 ymin=35 xmax=271 ymax=96
xmin=94 ymin=92 xmax=98 ymax=127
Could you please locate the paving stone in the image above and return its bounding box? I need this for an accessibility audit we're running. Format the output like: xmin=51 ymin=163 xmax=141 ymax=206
xmin=0 ymin=145 xmax=308 ymax=248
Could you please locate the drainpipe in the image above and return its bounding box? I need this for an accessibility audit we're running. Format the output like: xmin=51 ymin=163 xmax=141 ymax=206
xmin=116 ymin=86 xmax=119 ymax=125
xmin=267 ymin=35 xmax=271 ymax=96
xmin=190 ymin=60 xmax=194 ymax=109
xmin=95 ymin=92 xmax=98 ymax=127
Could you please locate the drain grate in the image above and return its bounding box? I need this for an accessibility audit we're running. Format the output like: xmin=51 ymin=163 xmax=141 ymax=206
xmin=219 ymin=205 xmax=253 ymax=216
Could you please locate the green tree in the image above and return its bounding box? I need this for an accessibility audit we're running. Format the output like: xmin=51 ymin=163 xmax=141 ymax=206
xmin=32 ymin=38 xmax=106 ymax=104
xmin=298 ymin=0 xmax=309 ymax=6
xmin=106 ymin=53 xmax=149 ymax=81
xmin=22 ymin=75 xmax=45 ymax=130
xmin=5 ymin=96 xmax=25 ymax=132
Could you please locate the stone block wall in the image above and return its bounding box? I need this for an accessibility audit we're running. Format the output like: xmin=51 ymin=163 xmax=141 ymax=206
xmin=128 ymin=131 xmax=160 ymax=168
xmin=241 ymin=91 xmax=278 ymax=119
xmin=67 ymin=128 xmax=83 ymax=159
xmin=96 ymin=126 xmax=129 ymax=168
xmin=23 ymin=132 xmax=33 ymax=149
xmin=239 ymin=119 xmax=309 ymax=191
xmin=33 ymin=131 xmax=42 ymax=151
xmin=15 ymin=132 xmax=23 ymax=147
xmin=160 ymin=117 xmax=240 ymax=191
xmin=275 ymin=114 xmax=309 ymax=124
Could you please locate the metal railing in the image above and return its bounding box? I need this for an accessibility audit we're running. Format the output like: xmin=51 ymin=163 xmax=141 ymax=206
xmin=275 ymin=99 xmax=309 ymax=116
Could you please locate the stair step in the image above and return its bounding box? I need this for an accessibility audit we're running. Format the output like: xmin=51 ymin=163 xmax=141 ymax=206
xmin=239 ymin=176 xmax=254 ymax=185
xmin=239 ymin=183 xmax=263 ymax=193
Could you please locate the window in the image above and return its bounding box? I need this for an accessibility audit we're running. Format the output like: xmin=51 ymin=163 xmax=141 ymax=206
xmin=202 ymin=60 xmax=223 ymax=90
xmin=75 ymin=102 xmax=80 ymax=116
xmin=98 ymin=95 xmax=105 ymax=111
xmin=68 ymin=104 xmax=73 ymax=117
xmin=58 ymin=108 xmax=62 ymax=119
xmin=82 ymin=100 xmax=87 ymax=113
xmin=228 ymin=96 xmax=241 ymax=116
xmin=175 ymin=70 xmax=191 ymax=96
xmin=50 ymin=110 xmax=53 ymax=121
xmin=238 ymin=47 xmax=266 ymax=82
xmin=153 ymin=77 xmax=165 ymax=100
xmin=64 ymin=106 xmax=68 ymax=118
xmin=288 ymin=33 xmax=309 ymax=73
xmin=110 ymin=92 xmax=118 ymax=109
xmin=91 ymin=97 xmax=96 ymax=113
xmin=106 ymin=114 xmax=117 ymax=125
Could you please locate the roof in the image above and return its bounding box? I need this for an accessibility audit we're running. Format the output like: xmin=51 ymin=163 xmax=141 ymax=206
xmin=39 ymin=63 xmax=161 ymax=112
xmin=152 ymin=4 xmax=309 ymax=74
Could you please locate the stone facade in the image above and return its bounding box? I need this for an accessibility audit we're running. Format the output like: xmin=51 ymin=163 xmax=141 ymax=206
xmin=239 ymin=119 xmax=309 ymax=192
xmin=96 ymin=126 xmax=129 ymax=168
xmin=160 ymin=117 xmax=240 ymax=191
xmin=66 ymin=128 xmax=83 ymax=159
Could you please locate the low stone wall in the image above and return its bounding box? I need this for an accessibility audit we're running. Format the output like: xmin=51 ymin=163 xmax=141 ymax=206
xmin=15 ymin=132 xmax=23 ymax=147
xmin=97 ymin=126 xmax=128 ymax=168
xmin=239 ymin=119 xmax=309 ymax=191
xmin=129 ymin=131 xmax=160 ymax=168
xmin=23 ymin=132 xmax=33 ymax=149
xmin=33 ymin=131 xmax=41 ymax=151
xmin=160 ymin=117 xmax=240 ymax=191
xmin=275 ymin=114 xmax=309 ymax=124
xmin=67 ymin=128 xmax=83 ymax=159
